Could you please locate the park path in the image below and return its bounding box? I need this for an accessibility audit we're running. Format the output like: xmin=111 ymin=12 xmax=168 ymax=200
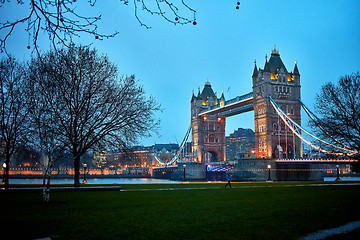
xmin=299 ymin=220 xmax=360 ymax=240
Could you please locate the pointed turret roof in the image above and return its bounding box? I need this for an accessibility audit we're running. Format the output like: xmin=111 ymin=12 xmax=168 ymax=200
xmin=252 ymin=61 xmax=258 ymax=77
xmin=220 ymin=89 xmax=225 ymax=101
xmin=200 ymin=80 xmax=216 ymax=101
xmin=267 ymin=47 xmax=287 ymax=74
xmin=191 ymin=90 xmax=196 ymax=102
xmin=293 ymin=59 xmax=300 ymax=76
xmin=264 ymin=56 xmax=270 ymax=72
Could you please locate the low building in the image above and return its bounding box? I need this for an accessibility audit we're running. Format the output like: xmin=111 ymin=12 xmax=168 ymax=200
xmin=225 ymin=128 xmax=255 ymax=160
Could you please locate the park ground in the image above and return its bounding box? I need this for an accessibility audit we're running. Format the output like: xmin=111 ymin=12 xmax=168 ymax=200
xmin=1 ymin=181 xmax=360 ymax=240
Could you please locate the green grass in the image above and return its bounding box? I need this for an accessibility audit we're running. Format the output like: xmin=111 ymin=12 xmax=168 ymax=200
xmin=1 ymin=182 xmax=360 ymax=240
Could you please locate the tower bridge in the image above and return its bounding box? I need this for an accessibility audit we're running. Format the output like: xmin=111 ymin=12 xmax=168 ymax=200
xmin=150 ymin=47 xmax=358 ymax=180
xmin=191 ymin=47 xmax=301 ymax=163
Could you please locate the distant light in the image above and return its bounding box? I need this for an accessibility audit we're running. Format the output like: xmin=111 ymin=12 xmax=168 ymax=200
xmin=267 ymin=164 xmax=271 ymax=169
xmin=2 ymin=163 xmax=6 ymax=168
xmin=218 ymin=117 xmax=222 ymax=122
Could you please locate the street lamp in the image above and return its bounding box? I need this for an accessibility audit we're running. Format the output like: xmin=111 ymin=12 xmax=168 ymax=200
xmin=267 ymin=164 xmax=272 ymax=182
xmin=82 ymin=163 xmax=88 ymax=184
xmin=183 ymin=164 xmax=186 ymax=181
xmin=2 ymin=163 xmax=6 ymax=183
xmin=335 ymin=165 xmax=341 ymax=181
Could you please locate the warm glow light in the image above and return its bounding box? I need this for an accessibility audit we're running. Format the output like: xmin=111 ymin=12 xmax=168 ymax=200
xmin=203 ymin=116 xmax=207 ymax=121
xmin=2 ymin=162 xmax=6 ymax=168
xmin=217 ymin=117 xmax=222 ymax=122
xmin=267 ymin=165 xmax=271 ymax=169
xmin=271 ymin=73 xmax=277 ymax=80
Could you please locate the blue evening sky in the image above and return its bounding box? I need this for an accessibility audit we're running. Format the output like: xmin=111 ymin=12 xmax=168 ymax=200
xmin=1 ymin=0 xmax=360 ymax=147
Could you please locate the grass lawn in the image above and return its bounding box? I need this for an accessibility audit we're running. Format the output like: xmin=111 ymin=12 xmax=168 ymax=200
xmin=1 ymin=182 xmax=360 ymax=240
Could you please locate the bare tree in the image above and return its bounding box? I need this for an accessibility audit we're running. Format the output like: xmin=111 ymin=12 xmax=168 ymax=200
xmin=0 ymin=57 xmax=30 ymax=188
xmin=27 ymin=66 xmax=67 ymax=201
xmin=313 ymin=72 xmax=360 ymax=166
xmin=30 ymin=46 xmax=160 ymax=187
xmin=0 ymin=0 xmax=200 ymax=54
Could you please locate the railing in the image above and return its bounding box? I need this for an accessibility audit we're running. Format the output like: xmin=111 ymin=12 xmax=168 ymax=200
xmin=276 ymin=159 xmax=358 ymax=163
xmin=224 ymin=92 xmax=253 ymax=106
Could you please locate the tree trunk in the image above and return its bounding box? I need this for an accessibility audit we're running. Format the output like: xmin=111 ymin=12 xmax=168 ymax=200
xmin=42 ymin=167 xmax=51 ymax=202
xmin=74 ymin=155 xmax=81 ymax=187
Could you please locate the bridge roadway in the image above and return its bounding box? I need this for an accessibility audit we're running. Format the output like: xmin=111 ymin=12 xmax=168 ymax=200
xmin=198 ymin=92 xmax=253 ymax=117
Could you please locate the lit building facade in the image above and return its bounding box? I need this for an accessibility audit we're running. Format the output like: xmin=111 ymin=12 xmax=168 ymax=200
xmin=252 ymin=47 xmax=302 ymax=159
xmin=191 ymin=81 xmax=226 ymax=163
xmin=225 ymin=128 xmax=255 ymax=160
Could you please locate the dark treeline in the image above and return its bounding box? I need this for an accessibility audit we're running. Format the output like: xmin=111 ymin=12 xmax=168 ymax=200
xmin=0 ymin=46 xmax=160 ymax=188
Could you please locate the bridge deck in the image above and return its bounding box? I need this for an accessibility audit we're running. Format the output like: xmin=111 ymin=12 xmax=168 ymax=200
xmin=198 ymin=92 xmax=254 ymax=117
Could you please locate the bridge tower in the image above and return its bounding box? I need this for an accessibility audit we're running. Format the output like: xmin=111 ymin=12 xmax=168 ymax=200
xmin=191 ymin=81 xmax=226 ymax=163
xmin=252 ymin=47 xmax=302 ymax=159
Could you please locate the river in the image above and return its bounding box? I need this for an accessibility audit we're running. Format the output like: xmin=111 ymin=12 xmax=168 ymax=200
xmin=9 ymin=178 xmax=181 ymax=184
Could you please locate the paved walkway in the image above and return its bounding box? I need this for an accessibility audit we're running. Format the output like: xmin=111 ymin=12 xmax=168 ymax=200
xmin=1 ymin=186 xmax=122 ymax=192
xmin=119 ymin=182 xmax=360 ymax=192
xmin=299 ymin=220 xmax=360 ymax=240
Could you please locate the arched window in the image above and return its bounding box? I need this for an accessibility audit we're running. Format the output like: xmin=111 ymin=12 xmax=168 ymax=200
xmin=273 ymin=123 xmax=278 ymax=131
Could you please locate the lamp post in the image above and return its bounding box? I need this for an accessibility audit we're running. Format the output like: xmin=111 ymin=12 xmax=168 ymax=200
xmin=183 ymin=164 xmax=186 ymax=181
xmin=335 ymin=165 xmax=341 ymax=181
xmin=82 ymin=164 xmax=88 ymax=184
xmin=2 ymin=163 xmax=6 ymax=183
xmin=267 ymin=164 xmax=272 ymax=182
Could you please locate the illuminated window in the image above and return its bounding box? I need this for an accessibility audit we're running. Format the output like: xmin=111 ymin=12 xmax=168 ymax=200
xmin=271 ymin=73 xmax=277 ymax=80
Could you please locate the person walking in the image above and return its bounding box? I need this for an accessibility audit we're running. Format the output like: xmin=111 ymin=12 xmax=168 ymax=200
xmin=225 ymin=173 xmax=232 ymax=188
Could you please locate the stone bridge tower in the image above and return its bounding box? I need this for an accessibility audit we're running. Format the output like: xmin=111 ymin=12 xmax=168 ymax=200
xmin=252 ymin=47 xmax=302 ymax=159
xmin=191 ymin=81 xmax=226 ymax=163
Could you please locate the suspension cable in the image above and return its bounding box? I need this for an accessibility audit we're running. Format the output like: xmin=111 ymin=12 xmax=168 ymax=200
xmin=153 ymin=126 xmax=192 ymax=166
xmin=269 ymin=96 xmax=357 ymax=156
xmin=299 ymin=98 xmax=352 ymax=150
